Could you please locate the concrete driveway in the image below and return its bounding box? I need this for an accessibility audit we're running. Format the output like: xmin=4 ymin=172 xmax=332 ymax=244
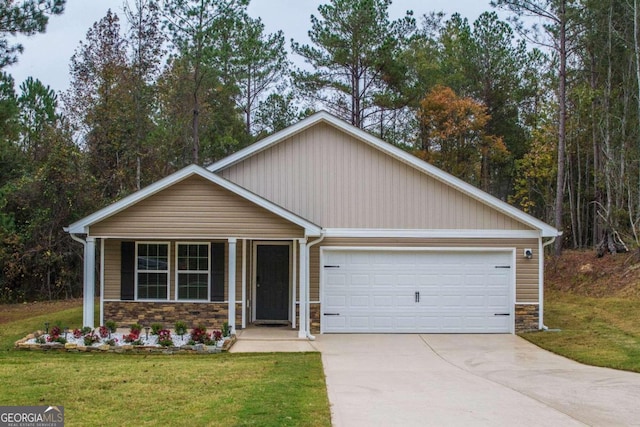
xmin=313 ymin=334 xmax=640 ymax=426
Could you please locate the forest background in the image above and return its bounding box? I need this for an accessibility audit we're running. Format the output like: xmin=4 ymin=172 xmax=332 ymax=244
xmin=0 ymin=0 xmax=635 ymax=301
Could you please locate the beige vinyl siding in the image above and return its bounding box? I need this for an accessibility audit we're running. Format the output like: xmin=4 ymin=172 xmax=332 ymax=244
xmin=220 ymin=122 xmax=531 ymax=231
xmin=311 ymin=237 xmax=540 ymax=303
xmin=90 ymin=175 xmax=304 ymax=239
xmin=103 ymin=239 xmax=241 ymax=302
xmin=103 ymin=239 xmax=121 ymax=300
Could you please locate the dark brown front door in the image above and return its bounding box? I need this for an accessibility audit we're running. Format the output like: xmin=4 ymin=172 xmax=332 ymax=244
xmin=256 ymin=244 xmax=289 ymax=321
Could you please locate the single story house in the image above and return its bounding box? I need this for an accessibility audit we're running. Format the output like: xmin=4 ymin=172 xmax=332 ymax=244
xmin=65 ymin=111 xmax=560 ymax=337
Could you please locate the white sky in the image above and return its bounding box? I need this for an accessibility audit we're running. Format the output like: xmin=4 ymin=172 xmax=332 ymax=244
xmin=6 ymin=0 xmax=499 ymax=94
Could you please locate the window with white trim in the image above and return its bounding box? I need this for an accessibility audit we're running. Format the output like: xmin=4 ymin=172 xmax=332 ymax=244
xmin=176 ymin=243 xmax=209 ymax=300
xmin=137 ymin=243 xmax=169 ymax=299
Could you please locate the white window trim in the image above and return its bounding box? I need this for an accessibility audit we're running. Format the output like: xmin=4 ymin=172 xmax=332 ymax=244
xmin=135 ymin=241 xmax=171 ymax=301
xmin=175 ymin=242 xmax=211 ymax=302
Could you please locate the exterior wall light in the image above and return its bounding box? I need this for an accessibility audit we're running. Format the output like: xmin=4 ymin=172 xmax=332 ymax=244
xmin=524 ymin=248 xmax=533 ymax=259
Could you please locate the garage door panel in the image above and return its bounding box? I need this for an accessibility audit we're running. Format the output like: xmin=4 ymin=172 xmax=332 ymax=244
xmin=323 ymin=250 xmax=513 ymax=333
xmin=349 ymin=296 xmax=369 ymax=307
xmin=325 ymin=295 xmax=346 ymax=308
xmin=351 ymin=274 xmax=371 ymax=286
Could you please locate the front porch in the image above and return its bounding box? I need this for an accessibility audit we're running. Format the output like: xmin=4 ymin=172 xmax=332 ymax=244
xmin=65 ymin=166 xmax=323 ymax=339
xmin=86 ymin=237 xmax=320 ymax=339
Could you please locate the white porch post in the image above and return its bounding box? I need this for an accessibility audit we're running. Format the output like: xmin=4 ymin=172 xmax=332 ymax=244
xmin=298 ymin=239 xmax=308 ymax=338
xmin=228 ymin=238 xmax=237 ymax=334
xmin=83 ymin=237 xmax=96 ymax=328
xmin=292 ymin=242 xmax=297 ymax=329
xmin=241 ymin=239 xmax=247 ymax=329
xmin=100 ymin=238 xmax=105 ymax=327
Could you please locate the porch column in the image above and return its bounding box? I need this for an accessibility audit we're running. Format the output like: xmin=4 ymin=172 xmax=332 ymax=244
xmin=298 ymin=239 xmax=308 ymax=338
xmin=241 ymin=239 xmax=247 ymax=329
xmin=292 ymin=242 xmax=297 ymax=329
xmin=83 ymin=237 xmax=96 ymax=328
xmin=228 ymin=238 xmax=237 ymax=334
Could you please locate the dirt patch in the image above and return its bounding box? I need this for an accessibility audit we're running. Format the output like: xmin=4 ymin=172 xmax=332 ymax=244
xmin=0 ymin=299 xmax=82 ymax=324
xmin=546 ymin=249 xmax=640 ymax=298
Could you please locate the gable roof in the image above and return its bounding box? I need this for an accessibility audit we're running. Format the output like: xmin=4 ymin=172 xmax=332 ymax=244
xmin=208 ymin=111 xmax=560 ymax=238
xmin=66 ymin=164 xmax=322 ymax=237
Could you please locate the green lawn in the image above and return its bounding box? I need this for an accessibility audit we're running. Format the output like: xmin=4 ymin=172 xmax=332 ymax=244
xmin=520 ymin=289 xmax=640 ymax=373
xmin=0 ymin=306 xmax=331 ymax=427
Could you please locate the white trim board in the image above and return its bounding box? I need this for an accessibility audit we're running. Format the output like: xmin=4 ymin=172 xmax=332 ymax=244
xmin=323 ymin=228 xmax=542 ymax=239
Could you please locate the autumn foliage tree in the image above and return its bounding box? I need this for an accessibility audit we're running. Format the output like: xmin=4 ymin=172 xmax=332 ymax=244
xmin=417 ymin=85 xmax=508 ymax=190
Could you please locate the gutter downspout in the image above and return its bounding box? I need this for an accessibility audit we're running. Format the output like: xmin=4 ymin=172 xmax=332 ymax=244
xmin=305 ymin=233 xmax=325 ymax=340
xmin=540 ymin=236 xmax=557 ymax=331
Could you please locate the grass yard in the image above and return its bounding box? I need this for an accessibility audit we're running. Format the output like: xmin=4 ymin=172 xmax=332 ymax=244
xmin=520 ymin=250 xmax=640 ymax=373
xmin=520 ymin=289 xmax=640 ymax=373
xmin=0 ymin=303 xmax=331 ymax=427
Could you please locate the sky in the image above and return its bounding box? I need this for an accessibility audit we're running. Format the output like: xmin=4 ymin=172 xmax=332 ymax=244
xmin=6 ymin=0 xmax=500 ymax=95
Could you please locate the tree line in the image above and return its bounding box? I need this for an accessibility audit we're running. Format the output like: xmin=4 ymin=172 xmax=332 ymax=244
xmin=0 ymin=0 xmax=638 ymax=301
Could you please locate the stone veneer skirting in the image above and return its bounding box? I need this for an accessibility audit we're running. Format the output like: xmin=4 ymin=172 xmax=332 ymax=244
xmin=105 ymin=301 xmax=538 ymax=334
xmin=104 ymin=301 xmax=229 ymax=330
xmin=515 ymin=304 xmax=539 ymax=333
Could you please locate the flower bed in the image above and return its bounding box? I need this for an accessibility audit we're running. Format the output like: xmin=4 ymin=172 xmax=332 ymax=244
xmin=15 ymin=323 xmax=235 ymax=354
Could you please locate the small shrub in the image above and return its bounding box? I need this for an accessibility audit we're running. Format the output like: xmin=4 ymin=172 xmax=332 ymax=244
xmin=174 ymin=321 xmax=187 ymax=336
xmin=98 ymin=325 xmax=109 ymax=338
xmin=211 ymin=330 xmax=223 ymax=342
xmin=157 ymin=329 xmax=173 ymax=347
xmin=48 ymin=336 xmax=67 ymax=344
xmin=189 ymin=325 xmax=213 ymax=345
xmin=47 ymin=325 xmax=66 ymax=344
xmin=222 ymin=322 xmax=230 ymax=337
xmin=73 ymin=328 xmax=83 ymax=339
xmin=104 ymin=338 xmax=117 ymax=346
xmin=105 ymin=320 xmax=117 ymax=333
xmin=81 ymin=326 xmax=93 ymax=335
xmin=151 ymin=323 xmax=163 ymax=335
xmin=35 ymin=335 xmax=46 ymax=344
xmin=122 ymin=324 xmax=141 ymax=343
xmin=122 ymin=334 xmax=141 ymax=344
xmin=83 ymin=333 xmax=100 ymax=346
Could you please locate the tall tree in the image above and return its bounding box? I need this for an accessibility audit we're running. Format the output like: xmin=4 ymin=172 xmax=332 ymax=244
xmin=0 ymin=0 xmax=65 ymax=68
xmin=234 ymin=15 xmax=289 ymax=134
xmin=64 ymin=10 xmax=136 ymax=200
xmin=416 ymin=85 xmax=508 ymax=189
xmin=155 ymin=53 xmax=249 ymax=167
xmin=291 ymin=0 xmax=415 ymax=130
xmin=17 ymin=77 xmax=58 ymax=162
xmin=254 ymin=92 xmax=305 ymax=136
xmin=162 ymin=0 xmax=249 ymax=164
xmin=125 ymin=0 xmax=165 ymax=189
xmin=492 ymin=0 xmax=571 ymax=255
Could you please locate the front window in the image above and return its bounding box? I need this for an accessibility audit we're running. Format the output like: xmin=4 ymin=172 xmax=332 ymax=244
xmin=177 ymin=243 xmax=209 ymax=300
xmin=137 ymin=243 xmax=169 ymax=299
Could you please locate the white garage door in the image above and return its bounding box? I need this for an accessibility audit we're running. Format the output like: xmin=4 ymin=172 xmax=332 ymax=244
xmin=322 ymin=250 xmax=513 ymax=333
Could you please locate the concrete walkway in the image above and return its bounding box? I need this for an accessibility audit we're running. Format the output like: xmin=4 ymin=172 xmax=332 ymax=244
xmin=313 ymin=334 xmax=640 ymax=427
xmin=229 ymin=325 xmax=316 ymax=353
